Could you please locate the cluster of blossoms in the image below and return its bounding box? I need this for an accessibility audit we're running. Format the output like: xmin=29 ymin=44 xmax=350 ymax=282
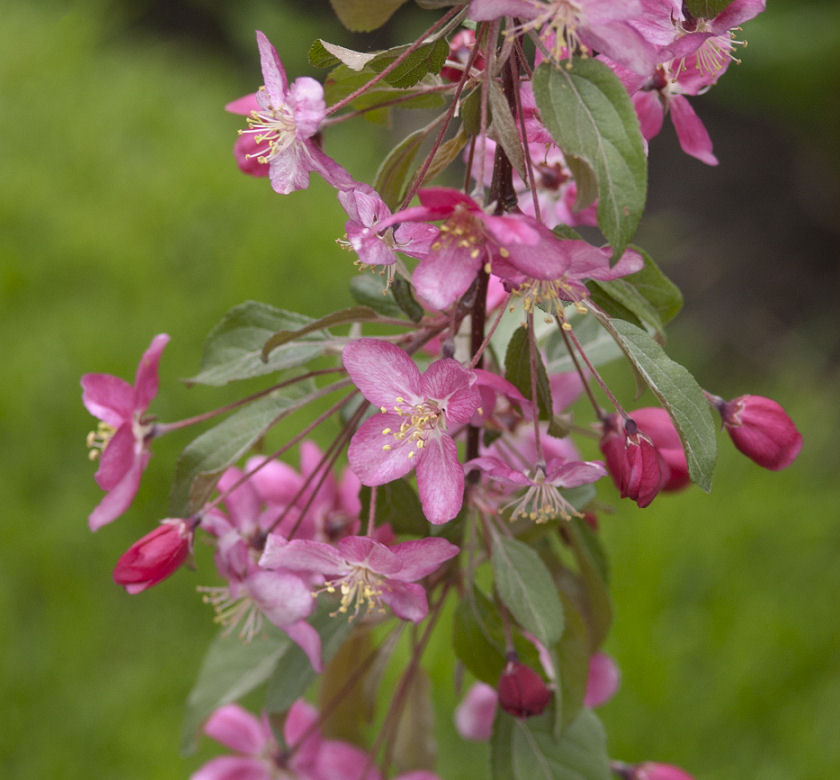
xmin=82 ymin=1 xmax=802 ymax=777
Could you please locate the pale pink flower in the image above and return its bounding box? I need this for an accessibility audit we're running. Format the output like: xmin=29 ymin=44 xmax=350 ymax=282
xmin=455 ymin=682 xmax=498 ymax=741
xmin=229 ymin=31 xmax=354 ymax=195
xmin=343 ymin=338 xmax=481 ymax=524
xmin=82 ymin=333 xmax=169 ymax=531
xmin=632 ymin=762 xmax=695 ymax=780
xmin=113 ymin=518 xmax=195 ymax=594
xmin=193 ymin=701 xmax=380 ymax=780
xmin=260 ymin=534 xmax=458 ymax=623
xmin=583 ymin=651 xmax=620 ymax=707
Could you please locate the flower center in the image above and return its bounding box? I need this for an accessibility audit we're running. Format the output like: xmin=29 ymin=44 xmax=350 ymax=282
xmin=430 ymin=205 xmax=486 ymax=261
xmin=506 ymin=1 xmax=585 ymax=64
xmin=86 ymin=421 xmax=116 ymax=461
xmin=322 ymin=565 xmax=386 ymax=620
xmin=512 ymin=278 xmax=589 ymax=321
xmin=380 ymin=397 xmax=445 ymax=460
xmin=198 ymin=586 xmax=265 ymax=643
xmin=242 ymin=89 xmax=298 ymax=164
xmin=505 ymin=469 xmax=581 ymax=523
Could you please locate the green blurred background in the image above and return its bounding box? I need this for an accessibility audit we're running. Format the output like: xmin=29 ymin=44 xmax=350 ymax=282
xmin=2 ymin=1 xmax=839 ymax=777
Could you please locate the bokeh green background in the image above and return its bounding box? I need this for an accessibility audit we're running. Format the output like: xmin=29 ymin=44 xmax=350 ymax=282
xmin=3 ymin=1 xmax=839 ymax=778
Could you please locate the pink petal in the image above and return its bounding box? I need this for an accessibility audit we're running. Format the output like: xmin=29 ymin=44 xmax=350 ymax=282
xmin=546 ymin=459 xmax=607 ymax=488
xmin=417 ymin=187 xmax=479 ymax=216
xmin=468 ymin=0 xmax=537 ymax=21
xmin=306 ymin=141 xmax=357 ymax=192
xmin=94 ymin=422 xmax=135 ymax=490
xmin=190 ymin=756 xmax=272 ymax=780
xmin=583 ymin=652 xmax=621 ymax=707
xmin=387 ymin=537 xmax=460 ymax=581
xmin=232 ymin=133 xmax=270 ymax=178
xmin=713 ymin=0 xmax=766 ymax=32
xmin=283 ymin=700 xmax=322 ymax=766
xmin=412 ymin=241 xmax=483 ymax=310
xmin=481 ymin=213 xmax=541 ymax=246
xmin=269 ymin=143 xmax=311 ymax=194
xmin=133 ymin=333 xmax=169 ymax=411
xmin=669 ymin=95 xmax=718 ymax=166
xmin=88 ymin=451 xmax=148 ymax=531
xmin=216 ymin=467 xmax=262 ymax=536
xmin=633 ymin=91 xmax=664 ymax=141
xmin=288 ymin=76 xmax=325 ymax=139
xmin=203 ymin=704 xmax=269 ymax=756
xmin=245 ymin=570 xmax=315 ymax=626
xmin=454 ymin=682 xmax=498 ymax=741
xmin=415 ymin=435 xmax=464 ymax=524
xmin=343 ymin=339 xmax=422 ymax=408
xmin=259 ymin=537 xmax=345 ymax=575
xmin=224 ymin=92 xmax=260 ymax=116
xmin=380 ymin=580 xmax=428 ymax=623
xmin=467 ymin=455 xmax=531 ymax=487
xmin=81 ymin=373 xmax=134 ymax=425
xmin=284 ymin=619 xmax=323 ymax=673
xmin=421 ymin=359 xmax=480 ymax=424
xmin=313 ymin=740 xmax=381 ymax=780
xmin=245 ymin=456 xmax=305 ymax=506
xmin=255 ymin=31 xmax=288 ymax=103
xmin=348 ymin=414 xmax=417 ymax=486
xmin=337 ymin=536 xmax=402 ymax=576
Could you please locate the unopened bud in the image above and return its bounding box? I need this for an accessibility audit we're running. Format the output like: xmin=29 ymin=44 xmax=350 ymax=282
xmin=497 ymin=660 xmax=552 ymax=718
xmin=113 ymin=518 xmax=193 ymax=594
xmin=718 ymin=394 xmax=802 ymax=470
xmin=628 ymin=407 xmax=689 ymax=492
xmin=600 ymin=414 xmax=668 ymax=508
xmin=631 ymin=762 xmax=694 ymax=780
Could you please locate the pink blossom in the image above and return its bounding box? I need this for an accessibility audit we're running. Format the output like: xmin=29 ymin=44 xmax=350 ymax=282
xmin=716 ymin=394 xmax=802 ymax=470
xmin=632 ymin=762 xmax=695 ymax=780
xmin=441 ymin=28 xmax=484 ymax=83
xmin=259 ymin=534 xmax=459 ymax=623
xmin=82 ymin=333 xmax=169 ymax=531
xmin=228 ymin=32 xmax=354 ymax=195
xmin=343 ymin=338 xmax=481 ymax=524
xmin=497 ymin=659 xmax=552 ymax=718
xmin=583 ymin=651 xmax=620 ymax=707
xmin=193 ymin=701 xmax=380 ymax=780
xmin=600 ymin=413 xmax=668 ymax=507
xmin=338 ymin=185 xmax=437 ymax=274
xmin=625 ymin=407 xmax=689 ymax=492
xmin=113 ymin=518 xmax=194 ymax=594
xmin=454 ymin=682 xmax=498 ymax=741
xmin=467 ymin=453 xmax=606 ymax=522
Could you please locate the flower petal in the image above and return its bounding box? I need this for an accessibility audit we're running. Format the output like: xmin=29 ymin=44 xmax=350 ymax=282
xmin=259 ymin=537 xmax=346 ymax=575
xmin=203 ymin=704 xmax=269 ymax=756
xmin=284 ymin=619 xmax=323 ymax=673
xmin=255 ymin=30 xmax=288 ymax=102
xmin=81 ymin=373 xmax=134 ymax=425
xmin=387 ymin=537 xmax=460 ymax=581
xmin=88 ymin=451 xmax=148 ymax=531
xmin=380 ymin=580 xmax=429 ymax=623
xmin=245 ymin=570 xmax=315 ymax=626
xmin=94 ymin=422 xmax=136 ymax=490
xmin=190 ymin=756 xmax=272 ymax=780
xmin=343 ymin=338 xmax=422 ymax=408
xmin=670 ymin=95 xmax=718 ymax=166
xmin=348 ymin=414 xmax=417 ymax=486
xmin=133 ymin=333 xmax=169 ymax=411
xmin=412 ymin=241 xmax=483 ymax=311
xmin=415 ymin=435 xmax=464 ymax=524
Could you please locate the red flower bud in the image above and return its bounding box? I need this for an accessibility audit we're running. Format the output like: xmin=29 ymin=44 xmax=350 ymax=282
xmin=113 ymin=519 xmax=193 ymax=594
xmin=441 ymin=29 xmax=484 ymax=83
xmin=718 ymin=394 xmax=802 ymax=470
xmin=600 ymin=414 xmax=668 ymax=508
xmin=627 ymin=408 xmax=689 ymax=492
xmin=632 ymin=762 xmax=694 ymax=780
xmin=497 ymin=660 xmax=552 ymax=718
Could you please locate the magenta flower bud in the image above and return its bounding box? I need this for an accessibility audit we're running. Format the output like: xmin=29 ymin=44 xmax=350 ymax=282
xmin=600 ymin=415 xmax=668 ymax=508
xmin=113 ymin=518 xmax=193 ymax=594
xmin=497 ymin=660 xmax=552 ymax=718
xmin=441 ymin=29 xmax=483 ymax=83
xmin=719 ymin=394 xmax=802 ymax=470
xmin=632 ymin=762 xmax=694 ymax=780
xmin=627 ymin=408 xmax=690 ymax=492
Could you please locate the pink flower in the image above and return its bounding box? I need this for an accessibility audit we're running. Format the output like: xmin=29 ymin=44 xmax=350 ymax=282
xmin=193 ymin=701 xmax=380 ymax=780
xmin=583 ymin=651 xmax=620 ymax=707
xmin=467 ymin=453 xmax=606 ymax=522
xmin=259 ymin=534 xmax=459 ymax=623
xmin=715 ymin=394 xmax=802 ymax=470
xmin=455 ymin=682 xmax=498 ymax=741
xmin=228 ymin=31 xmax=354 ymax=195
xmin=625 ymin=407 xmax=689 ymax=492
xmin=82 ymin=333 xmax=169 ymax=531
xmin=343 ymin=338 xmax=481 ymax=524
xmin=497 ymin=659 xmax=552 ymax=718
xmin=113 ymin=518 xmax=194 ymax=594
xmin=441 ymin=28 xmax=484 ymax=83
xmin=632 ymin=762 xmax=695 ymax=780
xmin=381 ymin=188 xmax=545 ymax=311
xmin=600 ymin=413 xmax=668 ymax=508
xmin=338 ymin=185 xmax=437 ymax=274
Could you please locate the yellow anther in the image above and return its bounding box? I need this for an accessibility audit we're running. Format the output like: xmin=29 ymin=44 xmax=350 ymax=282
xmin=380 ymin=406 xmax=387 ymax=414
xmin=499 ymin=247 xmax=510 ymax=258
xmin=470 ymin=248 xmax=480 ymax=259
xmin=382 ymin=444 xmax=392 ymax=451
xmin=562 ymin=322 xmax=573 ymax=331
xmin=382 ymin=428 xmax=391 ymax=435
xmin=408 ymin=451 xmax=414 ymax=459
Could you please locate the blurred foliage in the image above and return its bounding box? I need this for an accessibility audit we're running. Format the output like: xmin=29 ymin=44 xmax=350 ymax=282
xmin=1 ymin=1 xmax=839 ymax=778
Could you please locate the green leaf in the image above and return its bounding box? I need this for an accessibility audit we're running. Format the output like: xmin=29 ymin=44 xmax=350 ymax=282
xmin=371 ymin=38 xmax=450 ymax=89
xmin=543 ymin=311 xmax=622 ymax=373
xmin=488 ymin=79 xmax=527 ymax=181
xmin=492 ymin=536 xmax=565 ymax=648
xmin=453 ymin=585 xmax=540 ymax=685
xmin=533 ymin=59 xmax=647 ymax=256
xmin=505 ymin=326 xmax=553 ymax=420
xmin=684 ymin=0 xmax=736 ymax=19
xmin=590 ymin=246 xmax=683 ymax=339
xmin=392 ymin=276 xmax=425 ymax=322
xmin=169 ymin=385 xmax=314 ymax=517
xmin=264 ymin=601 xmax=353 ymax=714
xmin=553 ymin=597 xmax=590 ymax=730
xmin=180 ymin=623 xmax=290 ymax=754
xmin=566 ymin=518 xmax=612 ymax=650
xmin=374 ymin=124 xmax=433 ymax=210
xmin=601 ymin=318 xmax=717 ymax=491
xmin=261 ymin=305 xmax=380 ymax=360
xmin=329 ymin=0 xmax=407 ymax=31
xmin=491 ymin=708 xmax=611 ymax=780
xmin=185 ymin=302 xmax=323 ymax=387
xmin=349 ymin=274 xmax=406 ymax=319
xmin=409 ymin=125 xmax=469 ymax=190
xmin=359 ymin=479 xmax=428 ymax=536
xmin=309 ymin=39 xmax=378 ymax=71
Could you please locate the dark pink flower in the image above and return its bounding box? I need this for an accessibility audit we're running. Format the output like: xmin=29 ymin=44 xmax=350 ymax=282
xmin=228 ymin=32 xmax=354 ymax=195
xmin=600 ymin=413 xmax=668 ymax=507
xmin=343 ymin=338 xmax=480 ymax=524
xmin=583 ymin=651 xmax=620 ymax=707
xmin=626 ymin=407 xmax=689 ymax=492
xmin=112 ymin=518 xmax=194 ymax=594
xmin=632 ymin=762 xmax=695 ymax=780
xmin=441 ymin=28 xmax=484 ymax=82
xmin=259 ymin=534 xmax=459 ymax=623
xmin=455 ymin=682 xmax=498 ymax=741
xmin=717 ymin=394 xmax=802 ymax=470
xmin=193 ymin=700 xmax=380 ymax=780
xmin=82 ymin=333 xmax=169 ymax=531
xmin=497 ymin=659 xmax=552 ymax=718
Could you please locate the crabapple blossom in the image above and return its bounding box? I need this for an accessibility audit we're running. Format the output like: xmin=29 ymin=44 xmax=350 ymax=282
xmin=230 ymin=31 xmax=354 ymax=195
xmin=112 ymin=518 xmax=195 ymax=594
xmin=632 ymin=762 xmax=695 ymax=780
xmin=714 ymin=394 xmax=803 ymax=470
xmin=343 ymin=338 xmax=480 ymax=524
xmin=454 ymin=682 xmax=498 ymax=741
xmin=497 ymin=658 xmax=552 ymax=718
xmin=600 ymin=413 xmax=668 ymax=508
xmin=259 ymin=534 xmax=459 ymax=622
xmin=583 ymin=651 xmax=620 ymax=707
xmin=81 ymin=333 xmax=169 ymax=531
xmin=623 ymin=407 xmax=690 ymax=492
